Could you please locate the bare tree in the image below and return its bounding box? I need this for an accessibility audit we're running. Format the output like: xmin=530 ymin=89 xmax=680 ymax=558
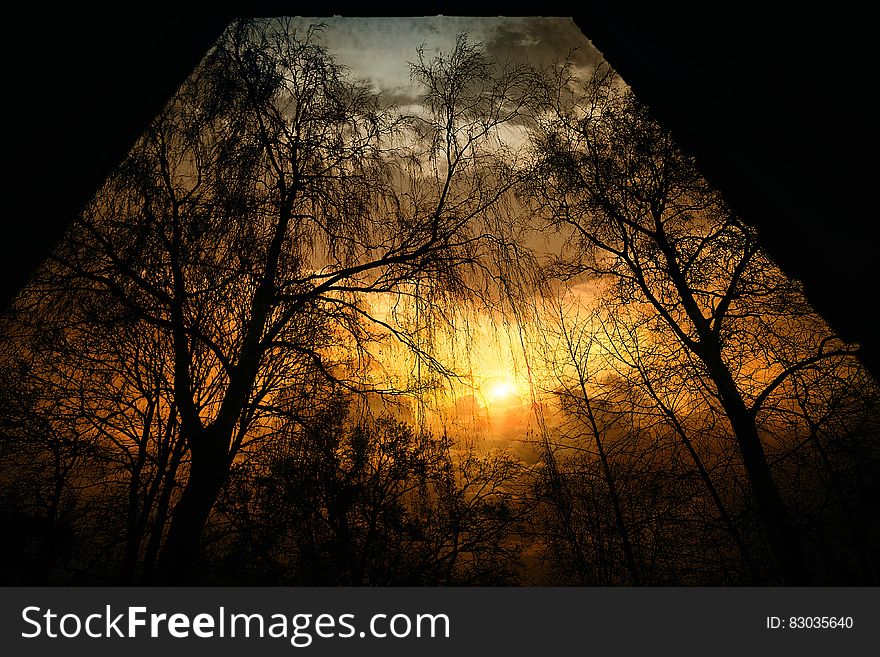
xmin=526 ymin=63 xmax=860 ymax=584
xmin=547 ymin=306 xmax=642 ymax=584
xmin=43 ymin=20 xmax=535 ymax=582
xmin=209 ymin=401 xmax=524 ymax=585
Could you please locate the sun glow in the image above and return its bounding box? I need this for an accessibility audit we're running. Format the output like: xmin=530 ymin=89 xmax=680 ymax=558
xmin=481 ymin=376 xmax=524 ymax=407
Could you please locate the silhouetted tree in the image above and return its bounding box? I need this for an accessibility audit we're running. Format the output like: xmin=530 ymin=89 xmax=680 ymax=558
xmin=0 ymin=331 xmax=87 ymax=583
xmin=0 ymin=289 xmax=189 ymax=583
xmin=2 ymin=19 xmax=875 ymax=588
xmin=208 ymin=401 xmax=524 ymax=585
xmin=546 ymin=306 xmax=641 ymax=584
xmin=41 ymin=20 xmax=534 ymax=582
xmin=526 ymin=63 xmax=861 ymax=584
xmin=532 ymin=301 xmax=739 ymax=584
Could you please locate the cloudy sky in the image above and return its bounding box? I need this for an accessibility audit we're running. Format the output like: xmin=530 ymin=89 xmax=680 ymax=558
xmin=287 ymin=16 xmax=603 ymax=100
xmin=275 ymin=17 xmax=604 ymax=451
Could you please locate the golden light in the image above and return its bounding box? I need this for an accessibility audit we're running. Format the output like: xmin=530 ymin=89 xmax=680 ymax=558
xmin=489 ymin=380 xmax=515 ymax=401
xmin=484 ymin=377 xmax=521 ymax=405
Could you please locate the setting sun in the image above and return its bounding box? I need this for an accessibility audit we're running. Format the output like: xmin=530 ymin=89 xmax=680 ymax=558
xmin=489 ymin=380 xmax=516 ymax=401
xmin=483 ymin=377 xmax=522 ymax=405
xmin=2 ymin=12 xmax=874 ymax=595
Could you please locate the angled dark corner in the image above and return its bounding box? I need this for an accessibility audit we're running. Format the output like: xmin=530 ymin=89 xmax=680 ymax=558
xmin=3 ymin=10 xmax=231 ymax=310
xmin=1 ymin=6 xmax=877 ymax=589
xmin=571 ymin=5 xmax=878 ymax=377
xmin=3 ymin=5 xmax=877 ymax=378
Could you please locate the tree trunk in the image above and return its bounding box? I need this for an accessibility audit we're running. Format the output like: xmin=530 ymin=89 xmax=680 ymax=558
xmin=141 ymin=426 xmax=186 ymax=583
xmin=584 ymin=402 xmax=641 ymax=585
xmin=703 ymin=351 xmax=810 ymax=584
xmin=154 ymin=436 xmax=230 ymax=584
xmin=652 ymin=221 xmax=808 ymax=583
xmin=541 ymin=442 xmax=593 ymax=584
xmin=637 ymin=370 xmax=762 ymax=582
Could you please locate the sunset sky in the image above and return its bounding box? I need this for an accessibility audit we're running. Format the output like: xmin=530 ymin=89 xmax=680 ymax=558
xmin=290 ymin=16 xmax=602 ymax=98
xmin=260 ymin=17 xmax=607 ymax=450
xmin=3 ymin=15 xmax=872 ymax=590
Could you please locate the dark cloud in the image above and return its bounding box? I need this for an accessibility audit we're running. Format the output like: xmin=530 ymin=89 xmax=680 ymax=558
xmin=483 ymin=17 xmax=603 ymax=69
xmin=377 ymin=86 xmax=422 ymax=108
